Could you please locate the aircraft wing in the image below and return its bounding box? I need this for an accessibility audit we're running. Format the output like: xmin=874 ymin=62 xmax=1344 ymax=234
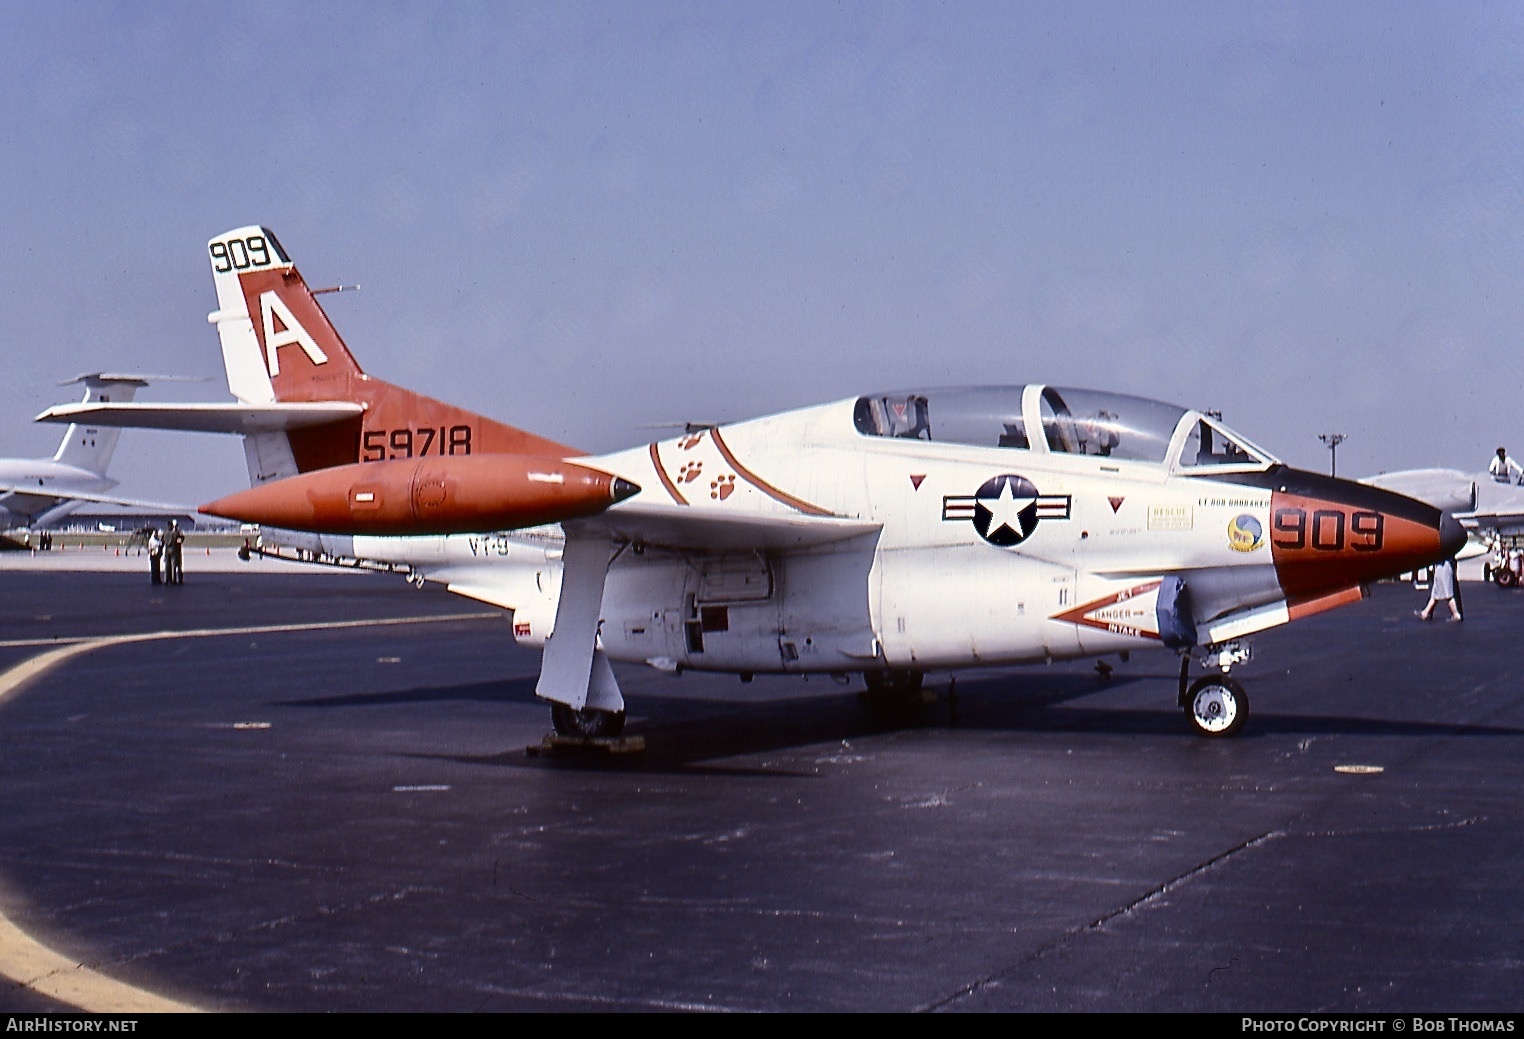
xmin=34 ymin=401 xmax=365 ymax=434
xmin=571 ymin=501 xmax=882 ymax=552
xmin=1359 ymin=469 xmax=1477 ymax=516
xmin=0 ymin=485 xmax=199 ymax=516
xmin=1359 ymin=468 xmax=1524 ymax=535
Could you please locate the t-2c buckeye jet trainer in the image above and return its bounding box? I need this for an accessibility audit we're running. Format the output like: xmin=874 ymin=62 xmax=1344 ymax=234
xmin=42 ymin=227 xmax=1466 ymax=742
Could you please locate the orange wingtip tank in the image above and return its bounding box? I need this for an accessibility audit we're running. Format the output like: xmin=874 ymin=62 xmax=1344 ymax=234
xmin=202 ymin=455 xmax=640 ymax=535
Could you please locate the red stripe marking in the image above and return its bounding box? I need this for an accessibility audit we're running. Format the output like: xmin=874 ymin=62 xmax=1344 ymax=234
xmin=649 ymin=442 xmax=688 ymax=505
xmin=708 ymin=428 xmax=834 ymax=516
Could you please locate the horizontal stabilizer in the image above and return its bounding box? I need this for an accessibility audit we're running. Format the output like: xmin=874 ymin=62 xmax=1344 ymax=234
xmin=35 ymin=401 xmax=365 ymax=435
xmin=59 ymin=373 xmax=211 ymax=388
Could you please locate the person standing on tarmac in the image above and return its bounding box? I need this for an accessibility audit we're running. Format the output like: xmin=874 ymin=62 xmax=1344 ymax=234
xmin=1416 ymin=555 xmax=1463 ymax=623
xmin=147 ymin=528 xmax=164 ymax=585
xmin=165 ymin=520 xmax=185 ymax=585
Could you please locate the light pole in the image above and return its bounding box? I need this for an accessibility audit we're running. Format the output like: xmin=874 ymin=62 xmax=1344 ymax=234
xmin=1318 ymin=433 xmax=1346 ymax=477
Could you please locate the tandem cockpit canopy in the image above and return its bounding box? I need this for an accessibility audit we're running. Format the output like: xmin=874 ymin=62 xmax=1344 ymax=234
xmin=853 ymin=385 xmax=1278 ymax=473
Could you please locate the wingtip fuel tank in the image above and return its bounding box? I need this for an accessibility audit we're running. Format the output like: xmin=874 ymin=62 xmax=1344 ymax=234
xmin=202 ymin=455 xmax=640 ymax=535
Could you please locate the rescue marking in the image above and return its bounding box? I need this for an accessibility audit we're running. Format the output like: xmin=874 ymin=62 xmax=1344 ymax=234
xmin=943 ymin=474 xmax=1071 ymax=547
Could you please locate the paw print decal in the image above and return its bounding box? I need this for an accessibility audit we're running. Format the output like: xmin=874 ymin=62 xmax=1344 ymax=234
xmin=678 ymin=461 xmax=704 ymax=484
xmin=710 ymin=474 xmax=736 ymax=501
xmin=678 ymin=433 xmax=704 ymax=451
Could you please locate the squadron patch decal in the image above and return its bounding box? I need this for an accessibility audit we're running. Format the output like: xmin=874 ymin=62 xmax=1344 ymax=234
xmin=1227 ymin=513 xmax=1264 ymax=553
xmin=943 ymin=474 xmax=1071 ymax=547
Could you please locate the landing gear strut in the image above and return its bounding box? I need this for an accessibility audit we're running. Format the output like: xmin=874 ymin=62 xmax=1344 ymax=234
xmin=550 ymin=703 xmax=626 ymax=740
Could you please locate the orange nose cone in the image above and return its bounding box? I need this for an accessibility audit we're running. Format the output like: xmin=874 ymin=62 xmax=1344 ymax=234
xmin=1268 ymin=469 xmax=1465 ymax=599
xmin=202 ymin=455 xmax=640 ymax=535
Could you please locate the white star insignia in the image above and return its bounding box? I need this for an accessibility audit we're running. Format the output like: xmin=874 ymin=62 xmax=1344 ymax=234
xmin=983 ymin=478 xmax=1035 ymax=538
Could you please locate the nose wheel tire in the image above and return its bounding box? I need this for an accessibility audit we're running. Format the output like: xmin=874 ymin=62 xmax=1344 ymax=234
xmin=551 ymin=704 xmax=626 ymax=740
xmin=1184 ymin=676 xmax=1248 ymax=738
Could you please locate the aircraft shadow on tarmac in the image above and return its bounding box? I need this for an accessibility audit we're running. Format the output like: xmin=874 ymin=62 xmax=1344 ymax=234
xmin=268 ymin=668 xmax=1524 ymax=775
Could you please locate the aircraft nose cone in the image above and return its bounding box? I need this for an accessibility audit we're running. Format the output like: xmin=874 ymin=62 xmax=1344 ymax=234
xmin=611 ymin=477 xmax=641 ymax=503
xmin=1439 ymin=511 xmax=1468 ymax=559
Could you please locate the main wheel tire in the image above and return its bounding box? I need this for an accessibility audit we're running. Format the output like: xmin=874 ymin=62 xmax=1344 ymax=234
xmin=551 ymin=703 xmax=626 ymax=739
xmin=1497 ymin=568 xmax=1517 ymax=589
xmin=860 ymin=669 xmax=926 ymax=707
xmin=1184 ymin=675 xmax=1248 ymax=738
xmin=863 ymin=669 xmax=924 ymax=695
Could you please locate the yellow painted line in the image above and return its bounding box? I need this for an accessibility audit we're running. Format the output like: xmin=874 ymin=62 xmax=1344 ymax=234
xmin=0 ymin=913 xmax=201 ymax=1013
xmin=0 ymin=609 xmax=500 ymax=1012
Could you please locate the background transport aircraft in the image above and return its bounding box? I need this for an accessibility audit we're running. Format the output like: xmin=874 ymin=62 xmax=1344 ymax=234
xmin=0 ymin=373 xmax=190 ymax=531
xmin=43 ymin=226 xmax=1465 ymax=741
xmin=1363 ymin=466 xmax=1524 ymax=585
xmin=1362 ymin=466 xmax=1524 ymax=539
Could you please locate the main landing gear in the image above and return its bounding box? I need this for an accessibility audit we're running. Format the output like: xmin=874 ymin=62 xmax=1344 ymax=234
xmin=531 ymin=703 xmax=642 ymax=757
xmin=1178 ymin=641 xmax=1252 ymax=739
xmin=550 ymin=703 xmax=627 ymax=740
xmin=859 ymin=669 xmax=932 ymax=711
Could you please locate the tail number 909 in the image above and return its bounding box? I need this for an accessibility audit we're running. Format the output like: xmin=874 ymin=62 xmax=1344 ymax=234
xmin=210 ymin=235 xmax=275 ymax=273
xmin=1272 ymin=507 xmax=1384 ymax=552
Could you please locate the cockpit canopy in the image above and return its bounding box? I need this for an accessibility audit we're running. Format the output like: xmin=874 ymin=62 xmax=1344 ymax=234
xmin=853 ymin=385 xmax=1277 ymax=473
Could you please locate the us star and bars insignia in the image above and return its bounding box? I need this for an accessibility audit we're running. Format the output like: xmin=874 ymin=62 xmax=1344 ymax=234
xmin=943 ymin=473 xmax=1072 ymax=547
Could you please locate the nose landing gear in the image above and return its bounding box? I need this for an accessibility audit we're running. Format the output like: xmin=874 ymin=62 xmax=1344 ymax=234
xmin=1183 ymin=675 xmax=1248 ymax=738
xmin=1177 ymin=641 xmax=1252 ymax=738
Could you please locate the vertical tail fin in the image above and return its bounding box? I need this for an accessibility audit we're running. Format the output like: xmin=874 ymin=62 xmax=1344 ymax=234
xmin=51 ymin=374 xmax=149 ymax=477
xmin=206 ymin=226 xmax=578 ymax=486
xmin=207 ymin=226 xmax=363 ymax=405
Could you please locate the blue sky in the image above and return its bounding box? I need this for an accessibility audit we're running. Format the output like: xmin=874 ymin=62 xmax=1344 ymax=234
xmin=2 ymin=1 xmax=1521 ymax=504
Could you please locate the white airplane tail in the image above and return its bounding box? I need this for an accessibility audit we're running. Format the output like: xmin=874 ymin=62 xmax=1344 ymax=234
xmin=50 ymin=374 xmax=150 ymax=477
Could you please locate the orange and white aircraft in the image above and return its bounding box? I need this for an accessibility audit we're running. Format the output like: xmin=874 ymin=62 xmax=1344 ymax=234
xmin=42 ymin=226 xmax=1465 ymax=740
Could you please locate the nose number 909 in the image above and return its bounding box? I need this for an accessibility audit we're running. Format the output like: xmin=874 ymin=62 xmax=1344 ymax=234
xmin=1271 ymin=507 xmax=1384 ymax=552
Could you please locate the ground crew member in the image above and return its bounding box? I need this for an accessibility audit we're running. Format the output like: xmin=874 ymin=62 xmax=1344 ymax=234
xmin=165 ymin=520 xmax=185 ymax=585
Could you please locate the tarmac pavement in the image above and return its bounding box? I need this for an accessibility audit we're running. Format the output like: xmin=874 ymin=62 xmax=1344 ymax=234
xmin=0 ymin=562 xmax=1520 ymax=1013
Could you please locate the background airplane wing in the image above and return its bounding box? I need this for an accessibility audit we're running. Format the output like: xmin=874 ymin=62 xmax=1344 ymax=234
xmin=0 ymin=484 xmax=199 ymax=516
xmin=1359 ymin=468 xmax=1477 ymax=516
xmin=34 ymin=401 xmax=365 ymax=434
